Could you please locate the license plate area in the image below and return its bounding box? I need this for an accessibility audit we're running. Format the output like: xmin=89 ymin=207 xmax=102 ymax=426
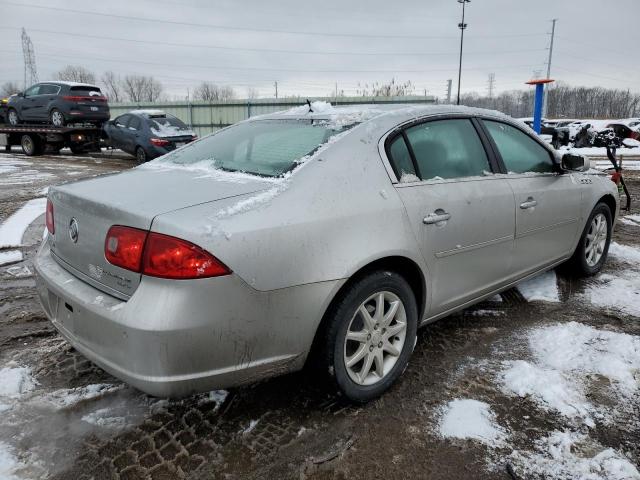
xmin=90 ymin=106 xmax=99 ymax=111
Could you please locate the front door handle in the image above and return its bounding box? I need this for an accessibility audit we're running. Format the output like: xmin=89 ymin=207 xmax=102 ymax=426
xmin=520 ymin=197 xmax=538 ymax=209
xmin=423 ymin=209 xmax=451 ymax=225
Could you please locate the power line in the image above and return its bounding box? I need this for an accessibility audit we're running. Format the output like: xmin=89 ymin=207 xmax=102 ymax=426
xmin=1 ymin=1 xmax=547 ymax=41
xmin=0 ymin=26 xmax=547 ymax=59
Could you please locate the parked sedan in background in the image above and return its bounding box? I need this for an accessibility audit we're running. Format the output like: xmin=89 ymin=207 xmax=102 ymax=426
xmin=6 ymin=81 xmax=109 ymax=127
xmin=35 ymin=104 xmax=618 ymax=403
xmin=104 ymin=110 xmax=197 ymax=162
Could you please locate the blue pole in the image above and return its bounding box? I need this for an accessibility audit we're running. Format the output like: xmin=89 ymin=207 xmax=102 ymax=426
xmin=532 ymin=83 xmax=544 ymax=134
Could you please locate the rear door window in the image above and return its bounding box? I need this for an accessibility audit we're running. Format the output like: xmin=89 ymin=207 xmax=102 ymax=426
xmin=404 ymin=119 xmax=490 ymax=180
xmin=387 ymin=135 xmax=417 ymax=181
xmin=115 ymin=115 xmax=131 ymax=128
xmin=483 ymin=120 xmax=554 ymax=173
xmin=128 ymin=116 xmax=142 ymax=131
xmin=39 ymin=84 xmax=60 ymax=95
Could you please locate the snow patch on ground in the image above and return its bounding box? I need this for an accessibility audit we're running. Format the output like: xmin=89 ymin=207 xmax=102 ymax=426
xmin=242 ymin=419 xmax=260 ymax=435
xmin=509 ymin=431 xmax=640 ymax=480
xmin=81 ymin=408 xmax=128 ymax=429
xmin=438 ymin=399 xmax=506 ymax=445
xmin=0 ymin=250 xmax=23 ymax=266
xmin=0 ymin=197 xmax=47 ymax=248
xmin=0 ymin=366 xmax=37 ymax=398
xmin=584 ymin=271 xmax=640 ymax=317
xmin=609 ymin=241 xmax=640 ymax=264
xmin=37 ymin=384 xmax=124 ymax=409
xmin=0 ymin=441 xmax=27 ymax=480
xmin=516 ymin=270 xmax=560 ymax=302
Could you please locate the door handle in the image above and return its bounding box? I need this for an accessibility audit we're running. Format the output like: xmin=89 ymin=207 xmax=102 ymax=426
xmin=423 ymin=210 xmax=451 ymax=225
xmin=520 ymin=197 xmax=538 ymax=209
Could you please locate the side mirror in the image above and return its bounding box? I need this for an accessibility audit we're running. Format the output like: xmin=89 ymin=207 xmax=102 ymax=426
xmin=562 ymin=153 xmax=587 ymax=171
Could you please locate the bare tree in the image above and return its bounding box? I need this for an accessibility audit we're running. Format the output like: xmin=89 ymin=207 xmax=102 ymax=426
xmin=245 ymin=87 xmax=259 ymax=100
xmin=193 ymin=82 xmax=235 ymax=101
xmin=122 ymin=75 xmax=163 ymax=102
xmin=55 ymin=65 xmax=96 ymax=84
xmin=100 ymin=71 xmax=123 ymax=102
xmin=1 ymin=81 xmax=21 ymax=96
xmin=356 ymin=78 xmax=414 ymax=97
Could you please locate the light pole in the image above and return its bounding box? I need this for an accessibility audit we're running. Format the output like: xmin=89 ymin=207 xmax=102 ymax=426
xmin=456 ymin=0 xmax=470 ymax=105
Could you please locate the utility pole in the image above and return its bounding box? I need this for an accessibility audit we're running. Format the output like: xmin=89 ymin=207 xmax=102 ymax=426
xmin=21 ymin=27 xmax=38 ymax=89
xmin=446 ymin=79 xmax=452 ymax=103
xmin=335 ymin=81 xmax=338 ymax=102
xmin=274 ymin=81 xmax=278 ymax=99
xmin=487 ymin=73 xmax=495 ymax=98
xmin=543 ymin=18 xmax=557 ymax=117
xmin=456 ymin=0 xmax=470 ymax=105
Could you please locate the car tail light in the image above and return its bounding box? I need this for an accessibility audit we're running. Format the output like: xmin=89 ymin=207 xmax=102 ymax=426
xmin=46 ymin=199 xmax=55 ymax=235
xmin=150 ymin=138 xmax=170 ymax=147
xmin=104 ymin=227 xmax=230 ymax=279
xmin=104 ymin=226 xmax=148 ymax=272
xmin=63 ymin=95 xmax=106 ymax=102
xmin=142 ymin=232 xmax=230 ymax=279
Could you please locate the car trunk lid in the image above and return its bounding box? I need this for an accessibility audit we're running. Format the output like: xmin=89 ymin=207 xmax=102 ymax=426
xmin=49 ymin=167 xmax=271 ymax=298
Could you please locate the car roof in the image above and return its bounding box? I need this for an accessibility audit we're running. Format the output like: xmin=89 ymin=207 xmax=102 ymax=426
xmin=250 ymin=103 xmax=517 ymax=136
xmin=128 ymin=109 xmax=167 ymax=118
xmin=38 ymin=80 xmax=100 ymax=88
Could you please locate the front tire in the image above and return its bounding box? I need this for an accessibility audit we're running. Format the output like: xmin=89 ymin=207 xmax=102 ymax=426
xmin=320 ymin=271 xmax=418 ymax=403
xmin=8 ymin=108 xmax=20 ymax=126
xmin=50 ymin=109 xmax=65 ymax=127
xmin=566 ymin=202 xmax=612 ymax=276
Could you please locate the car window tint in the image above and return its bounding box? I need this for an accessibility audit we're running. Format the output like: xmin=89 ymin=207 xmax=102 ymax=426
xmin=70 ymin=86 xmax=102 ymax=96
xmin=128 ymin=116 xmax=141 ymax=131
xmin=115 ymin=115 xmax=130 ymax=128
xmin=483 ymin=120 xmax=554 ymax=173
xmin=404 ymin=119 xmax=489 ymax=180
xmin=39 ymin=84 xmax=59 ymax=95
xmin=388 ymin=135 xmax=417 ymax=182
xmin=25 ymin=85 xmax=40 ymax=96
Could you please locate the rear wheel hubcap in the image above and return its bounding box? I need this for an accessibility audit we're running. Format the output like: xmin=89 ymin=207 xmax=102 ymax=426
xmin=51 ymin=111 xmax=63 ymax=126
xmin=9 ymin=111 xmax=17 ymax=124
xmin=343 ymin=291 xmax=407 ymax=386
xmin=585 ymin=213 xmax=607 ymax=267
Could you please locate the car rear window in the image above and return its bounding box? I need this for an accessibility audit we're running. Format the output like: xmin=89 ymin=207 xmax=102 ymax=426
xmin=69 ymin=86 xmax=102 ymax=96
xmin=149 ymin=116 xmax=190 ymax=135
xmin=153 ymin=119 xmax=353 ymax=177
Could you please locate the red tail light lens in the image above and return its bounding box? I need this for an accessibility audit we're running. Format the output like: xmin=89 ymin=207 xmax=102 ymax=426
xmin=63 ymin=95 xmax=106 ymax=102
xmin=46 ymin=199 xmax=55 ymax=235
xmin=150 ymin=138 xmax=170 ymax=147
xmin=104 ymin=226 xmax=147 ymax=272
xmin=104 ymin=226 xmax=230 ymax=279
xmin=142 ymin=232 xmax=230 ymax=279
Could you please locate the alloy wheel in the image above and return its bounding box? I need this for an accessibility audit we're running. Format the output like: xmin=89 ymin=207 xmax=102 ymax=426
xmin=585 ymin=213 xmax=607 ymax=267
xmin=8 ymin=110 xmax=18 ymax=125
xmin=343 ymin=291 xmax=407 ymax=386
xmin=51 ymin=110 xmax=64 ymax=127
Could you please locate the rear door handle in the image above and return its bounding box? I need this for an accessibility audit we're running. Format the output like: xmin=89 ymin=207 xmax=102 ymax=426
xmin=423 ymin=210 xmax=451 ymax=225
xmin=520 ymin=198 xmax=537 ymax=209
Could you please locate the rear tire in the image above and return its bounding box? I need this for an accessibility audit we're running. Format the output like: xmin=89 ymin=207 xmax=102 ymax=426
xmin=135 ymin=146 xmax=148 ymax=163
xmin=50 ymin=109 xmax=65 ymax=127
xmin=8 ymin=108 xmax=20 ymax=126
xmin=21 ymin=134 xmax=43 ymax=156
xmin=318 ymin=271 xmax=418 ymax=403
xmin=70 ymin=145 xmax=86 ymax=155
xmin=565 ymin=202 xmax=612 ymax=276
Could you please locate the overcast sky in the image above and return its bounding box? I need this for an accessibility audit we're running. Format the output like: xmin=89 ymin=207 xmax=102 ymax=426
xmin=1 ymin=0 xmax=638 ymax=100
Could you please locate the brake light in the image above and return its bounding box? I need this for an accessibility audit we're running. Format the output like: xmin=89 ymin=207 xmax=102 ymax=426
xmin=46 ymin=199 xmax=55 ymax=235
xmin=150 ymin=138 xmax=170 ymax=147
xmin=142 ymin=232 xmax=230 ymax=279
xmin=104 ymin=226 xmax=230 ymax=279
xmin=63 ymin=95 xmax=106 ymax=102
xmin=104 ymin=226 xmax=147 ymax=272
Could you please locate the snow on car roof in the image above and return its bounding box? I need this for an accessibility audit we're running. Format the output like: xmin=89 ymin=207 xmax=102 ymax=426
xmin=129 ymin=109 xmax=167 ymax=117
xmin=39 ymin=80 xmax=100 ymax=88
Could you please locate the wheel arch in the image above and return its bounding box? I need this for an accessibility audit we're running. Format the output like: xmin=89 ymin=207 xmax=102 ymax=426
xmin=596 ymin=193 xmax=617 ymax=221
xmin=306 ymin=255 xmax=426 ymax=368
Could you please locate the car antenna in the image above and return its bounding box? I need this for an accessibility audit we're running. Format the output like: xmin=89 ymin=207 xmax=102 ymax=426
xmin=306 ymin=99 xmax=313 ymax=113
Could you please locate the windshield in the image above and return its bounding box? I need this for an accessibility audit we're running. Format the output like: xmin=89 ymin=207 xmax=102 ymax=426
xmin=152 ymin=119 xmax=353 ymax=177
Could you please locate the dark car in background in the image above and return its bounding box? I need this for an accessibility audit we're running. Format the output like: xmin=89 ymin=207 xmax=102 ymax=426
xmin=104 ymin=110 xmax=197 ymax=162
xmin=5 ymin=81 xmax=110 ymax=127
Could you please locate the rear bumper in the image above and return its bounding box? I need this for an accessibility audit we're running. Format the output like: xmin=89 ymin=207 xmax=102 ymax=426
xmin=34 ymin=239 xmax=341 ymax=397
xmin=65 ymin=108 xmax=110 ymax=122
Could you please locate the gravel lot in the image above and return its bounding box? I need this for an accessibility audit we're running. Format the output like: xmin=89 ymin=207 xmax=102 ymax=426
xmin=0 ymin=148 xmax=639 ymax=480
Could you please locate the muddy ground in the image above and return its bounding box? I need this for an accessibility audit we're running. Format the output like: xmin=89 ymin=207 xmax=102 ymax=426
xmin=0 ymin=149 xmax=638 ymax=480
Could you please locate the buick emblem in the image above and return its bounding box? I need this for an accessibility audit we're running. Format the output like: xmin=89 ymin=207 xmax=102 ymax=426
xmin=68 ymin=218 xmax=79 ymax=243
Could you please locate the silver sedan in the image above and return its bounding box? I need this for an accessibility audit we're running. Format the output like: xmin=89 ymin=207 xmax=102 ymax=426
xmin=35 ymin=104 xmax=618 ymax=402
